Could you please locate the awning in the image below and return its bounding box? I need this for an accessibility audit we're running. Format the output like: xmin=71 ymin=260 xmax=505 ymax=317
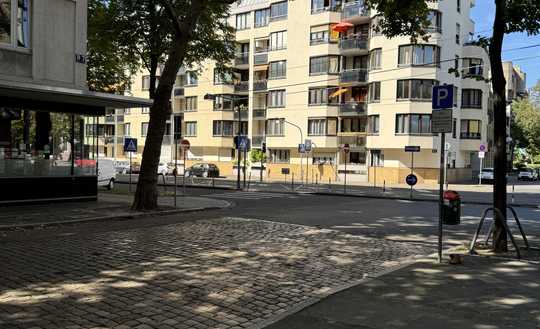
xmin=0 ymin=80 xmax=153 ymax=116
xmin=330 ymin=88 xmax=348 ymax=98
xmin=332 ymin=22 xmax=353 ymax=33
xmin=253 ymin=64 xmax=269 ymax=71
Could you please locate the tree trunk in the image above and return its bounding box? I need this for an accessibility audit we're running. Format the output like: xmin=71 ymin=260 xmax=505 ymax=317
xmin=132 ymin=0 xmax=209 ymax=210
xmin=149 ymin=55 xmax=158 ymax=100
xmin=490 ymin=0 xmax=508 ymax=252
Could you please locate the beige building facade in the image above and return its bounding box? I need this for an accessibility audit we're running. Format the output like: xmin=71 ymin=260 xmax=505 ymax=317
xmin=96 ymin=0 xmax=497 ymax=185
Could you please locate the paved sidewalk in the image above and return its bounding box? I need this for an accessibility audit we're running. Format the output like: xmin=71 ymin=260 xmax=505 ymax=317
xmin=266 ymin=254 xmax=540 ymax=329
xmin=0 ymin=194 xmax=230 ymax=229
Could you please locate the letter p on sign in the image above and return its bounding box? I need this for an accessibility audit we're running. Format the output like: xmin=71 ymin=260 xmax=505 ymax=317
xmin=432 ymin=85 xmax=454 ymax=110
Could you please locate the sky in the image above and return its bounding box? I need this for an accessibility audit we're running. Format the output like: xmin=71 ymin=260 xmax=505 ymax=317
xmin=471 ymin=0 xmax=540 ymax=88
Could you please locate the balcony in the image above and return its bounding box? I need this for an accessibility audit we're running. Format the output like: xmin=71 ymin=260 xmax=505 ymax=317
xmin=234 ymin=110 xmax=249 ymax=120
xmin=253 ymin=108 xmax=266 ymax=120
xmin=116 ymin=115 xmax=124 ymax=123
xmin=234 ymin=53 xmax=249 ymax=67
xmin=339 ymin=36 xmax=368 ymax=54
xmin=342 ymin=1 xmax=370 ymax=23
xmin=311 ymin=4 xmax=341 ymax=14
xmin=234 ymin=81 xmax=249 ymax=93
xmin=253 ymin=80 xmax=268 ymax=92
xmin=174 ymin=87 xmax=184 ymax=98
xmin=460 ymin=133 xmax=481 ymax=140
xmin=339 ymin=102 xmax=366 ymax=115
xmin=105 ymin=115 xmax=115 ymax=123
xmin=252 ymin=135 xmax=265 ymax=148
xmin=340 ymin=68 xmax=368 ymax=85
xmin=254 ymin=52 xmax=268 ymax=65
xmin=339 ymin=135 xmax=366 ymax=148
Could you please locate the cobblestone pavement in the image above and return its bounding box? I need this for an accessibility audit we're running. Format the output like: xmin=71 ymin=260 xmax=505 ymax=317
xmin=0 ymin=217 xmax=431 ymax=329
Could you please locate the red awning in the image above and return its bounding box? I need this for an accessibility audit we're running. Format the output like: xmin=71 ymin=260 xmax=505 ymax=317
xmin=332 ymin=22 xmax=353 ymax=33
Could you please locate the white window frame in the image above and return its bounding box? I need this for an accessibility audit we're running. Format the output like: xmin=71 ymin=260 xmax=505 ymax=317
xmin=185 ymin=121 xmax=197 ymax=137
xmin=0 ymin=0 xmax=31 ymax=49
xmin=269 ymin=30 xmax=287 ymax=51
xmin=268 ymin=89 xmax=286 ymax=108
xmin=269 ymin=60 xmax=287 ymax=79
xmin=236 ymin=12 xmax=250 ymax=30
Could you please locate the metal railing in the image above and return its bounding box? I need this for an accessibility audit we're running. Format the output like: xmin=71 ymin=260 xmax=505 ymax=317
xmin=234 ymin=81 xmax=249 ymax=93
xmin=253 ymin=80 xmax=268 ymax=91
xmin=340 ymin=69 xmax=368 ymax=84
xmin=339 ymin=102 xmax=366 ymax=115
xmin=339 ymin=36 xmax=368 ymax=51
xmin=234 ymin=111 xmax=249 ymax=120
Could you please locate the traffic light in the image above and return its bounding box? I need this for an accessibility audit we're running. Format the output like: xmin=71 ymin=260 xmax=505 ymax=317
xmin=261 ymin=142 xmax=266 ymax=153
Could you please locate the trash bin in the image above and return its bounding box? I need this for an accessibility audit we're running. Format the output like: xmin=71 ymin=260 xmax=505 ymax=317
xmin=442 ymin=190 xmax=461 ymax=225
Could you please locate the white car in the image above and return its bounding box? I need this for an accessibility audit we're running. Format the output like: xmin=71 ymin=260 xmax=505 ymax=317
xmin=114 ymin=160 xmax=130 ymax=174
xmin=97 ymin=159 xmax=116 ymax=190
xmin=157 ymin=162 xmax=169 ymax=176
xmin=518 ymin=169 xmax=538 ymax=181
xmin=478 ymin=168 xmax=494 ymax=183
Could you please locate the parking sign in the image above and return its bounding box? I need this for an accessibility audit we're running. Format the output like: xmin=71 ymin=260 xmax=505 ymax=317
xmin=432 ymin=85 xmax=454 ymax=109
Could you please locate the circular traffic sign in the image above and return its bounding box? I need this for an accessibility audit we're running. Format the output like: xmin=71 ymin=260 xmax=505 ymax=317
xmin=180 ymin=139 xmax=190 ymax=150
xmin=406 ymin=174 xmax=418 ymax=186
xmin=479 ymin=144 xmax=486 ymax=152
xmin=342 ymin=143 xmax=350 ymax=154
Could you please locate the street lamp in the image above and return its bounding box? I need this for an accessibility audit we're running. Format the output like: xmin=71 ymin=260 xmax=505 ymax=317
xmin=204 ymin=93 xmax=245 ymax=190
xmin=283 ymin=120 xmax=304 ymax=183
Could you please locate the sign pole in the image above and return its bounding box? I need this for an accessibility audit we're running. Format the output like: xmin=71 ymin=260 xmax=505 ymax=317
xmin=183 ymin=149 xmax=186 ymax=196
xmin=438 ymin=133 xmax=445 ymax=263
xmin=410 ymin=152 xmax=414 ymax=200
xmin=344 ymin=151 xmax=347 ymax=194
xmin=243 ymin=148 xmax=247 ymax=189
xmin=129 ymin=151 xmax=132 ymax=193
xmin=479 ymin=156 xmax=483 ymax=185
xmin=174 ymin=137 xmax=178 ymax=207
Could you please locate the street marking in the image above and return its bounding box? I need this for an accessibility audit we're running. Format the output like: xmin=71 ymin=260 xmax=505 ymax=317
xmin=203 ymin=191 xmax=300 ymax=200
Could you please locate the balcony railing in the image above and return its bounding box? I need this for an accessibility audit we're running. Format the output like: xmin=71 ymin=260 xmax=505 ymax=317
xmin=235 ymin=53 xmax=249 ymax=66
xmin=234 ymin=81 xmax=249 ymax=93
xmin=339 ymin=102 xmax=366 ymax=115
xmin=339 ymin=36 xmax=368 ymax=52
xmin=460 ymin=133 xmax=481 ymax=140
xmin=234 ymin=111 xmax=249 ymax=120
xmin=174 ymin=87 xmax=184 ymax=97
xmin=252 ymin=135 xmax=265 ymax=147
xmin=116 ymin=115 xmax=124 ymax=123
xmin=253 ymin=108 xmax=266 ymax=119
xmin=340 ymin=69 xmax=368 ymax=84
xmin=342 ymin=1 xmax=369 ymax=19
xmin=311 ymin=4 xmax=341 ymax=14
xmin=253 ymin=80 xmax=268 ymax=91
xmin=105 ymin=115 xmax=115 ymax=123
xmin=339 ymin=135 xmax=366 ymax=148
xmin=254 ymin=52 xmax=268 ymax=65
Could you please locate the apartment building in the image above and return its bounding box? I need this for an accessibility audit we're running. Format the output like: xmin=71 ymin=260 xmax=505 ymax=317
xmin=103 ymin=0 xmax=493 ymax=185
xmin=503 ymin=62 xmax=527 ymax=167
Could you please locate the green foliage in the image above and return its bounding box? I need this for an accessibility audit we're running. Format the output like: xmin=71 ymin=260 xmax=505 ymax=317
xmin=511 ymin=97 xmax=540 ymax=156
xmin=250 ymin=149 xmax=266 ymax=163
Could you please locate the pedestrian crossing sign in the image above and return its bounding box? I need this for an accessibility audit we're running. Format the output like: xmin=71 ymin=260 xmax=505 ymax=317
xmin=124 ymin=138 xmax=137 ymax=153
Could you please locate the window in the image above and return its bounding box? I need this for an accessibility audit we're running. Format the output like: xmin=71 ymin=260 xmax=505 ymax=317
xmin=213 ymin=95 xmax=233 ymax=111
xmin=270 ymin=1 xmax=288 ymax=21
xmin=141 ymin=107 xmax=150 ymax=114
xmin=369 ymin=48 xmax=382 ymax=70
xmin=308 ymin=87 xmax=339 ymax=105
xmin=266 ymin=118 xmax=285 ymax=136
xmin=397 ymin=79 xmax=438 ymax=101
xmin=214 ymin=69 xmax=232 ymax=85
xmin=254 ymin=8 xmax=270 ymax=27
xmin=310 ymin=24 xmax=337 ymax=45
xmin=0 ymin=0 xmax=30 ymax=48
xmin=268 ymin=90 xmax=286 ymax=108
xmin=183 ymin=96 xmax=198 ymax=112
xmin=462 ymin=58 xmax=484 ymax=77
xmin=368 ymin=82 xmax=381 ymax=103
xmin=270 ymin=31 xmax=287 ymax=50
xmin=398 ymin=45 xmax=440 ymax=66
xmin=460 ymin=120 xmax=481 ymax=139
xmin=236 ymin=12 xmax=249 ymax=30
xmin=185 ymin=122 xmax=197 ymax=137
xmin=269 ymin=60 xmax=287 ymax=79
xmin=186 ymin=71 xmax=198 ymax=86
xmin=395 ymin=114 xmax=432 ymax=135
xmin=141 ymin=122 xmax=149 ymax=137
xmin=311 ymin=0 xmax=339 ymax=13
xmin=457 ymin=0 xmax=461 ymax=12
xmin=124 ymin=123 xmax=131 ymax=136
xmin=370 ymin=15 xmax=383 ymax=37
xmin=213 ymin=121 xmax=234 ymax=136
xmin=456 ymin=23 xmax=461 ymax=44
xmin=370 ymin=150 xmax=383 ymax=167
xmin=308 ymin=118 xmax=337 ymax=136
xmin=341 ymin=117 xmax=366 ymax=133
xmin=462 ymin=89 xmax=483 ymax=109
xmin=452 ymin=119 xmax=457 ymax=138
xmin=367 ymin=115 xmax=379 ymax=135
xmin=426 ymin=10 xmax=442 ymax=33
xmin=142 ymin=76 xmax=151 ymax=90
xmin=309 ymin=55 xmax=340 ymax=75
xmin=270 ymin=149 xmax=290 ymax=163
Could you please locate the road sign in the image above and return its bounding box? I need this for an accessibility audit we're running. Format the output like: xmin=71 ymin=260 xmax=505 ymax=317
xmin=124 ymin=138 xmax=137 ymax=153
xmin=478 ymin=151 xmax=485 ymax=159
xmin=281 ymin=168 xmax=290 ymax=175
xmin=305 ymin=139 xmax=312 ymax=152
xmin=180 ymin=139 xmax=190 ymax=150
xmin=479 ymin=144 xmax=487 ymax=152
xmin=432 ymin=109 xmax=453 ymax=133
xmin=234 ymin=136 xmax=250 ymax=151
xmin=405 ymin=146 xmax=420 ymax=153
xmin=298 ymin=143 xmax=306 ymax=153
xmin=406 ymin=174 xmax=418 ymax=186
xmin=342 ymin=143 xmax=350 ymax=153
xmin=432 ymin=85 xmax=454 ymax=109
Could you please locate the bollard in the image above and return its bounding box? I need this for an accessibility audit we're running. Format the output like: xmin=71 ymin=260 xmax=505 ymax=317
xmin=212 ymin=177 xmax=215 ymax=192
xmin=248 ymin=173 xmax=252 ymax=191
xmin=328 ymin=178 xmax=331 ymax=191
xmin=512 ymin=184 xmax=515 ymax=204
xmin=383 ymin=180 xmax=386 ymax=193
xmin=292 ymin=173 xmax=295 ymax=190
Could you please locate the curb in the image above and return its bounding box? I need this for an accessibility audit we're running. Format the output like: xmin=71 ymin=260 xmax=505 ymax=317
xmin=0 ymin=205 xmax=229 ymax=232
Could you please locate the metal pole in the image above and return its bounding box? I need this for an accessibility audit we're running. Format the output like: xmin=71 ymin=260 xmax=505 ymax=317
xmin=236 ymin=98 xmax=241 ymax=190
xmin=410 ymin=152 xmax=414 ymax=200
xmin=479 ymin=157 xmax=483 ymax=185
xmin=70 ymin=114 xmax=75 ymax=176
xmin=183 ymin=150 xmax=186 ymax=196
xmin=95 ymin=116 xmax=99 ymax=176
xmin=243 ymin=148 xmax=247 ymax=189
xmin=174 ymin=137 xmax=178 ymax=207
xmin=129 ymin=151 xmax=132 ymax=192
xmin=344 ymin=152 xmax=347 ymax=194
xmin=438 ymin=133 xmax=445 ymax=263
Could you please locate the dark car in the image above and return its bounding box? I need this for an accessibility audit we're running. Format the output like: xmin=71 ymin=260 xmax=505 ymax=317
xmin=184 ymin=163 xmax=220 ymax=178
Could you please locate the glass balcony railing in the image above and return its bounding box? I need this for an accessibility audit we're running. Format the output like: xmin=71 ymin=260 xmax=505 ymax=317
xmin=174 ymin=87 xmax=184 ymax=97
xmin=235 ymin=53 xmax=249 ymax=66
xmin=342 ymin=1 xmax=369 ymax=19
xmin=253 ymin=80 xmax=268 ymax=91
xmin=234 ymin=81 xmax=249 ymax=93
xmin=254 ymin=52 xmax=268 ymax=65
xmin=339 ymin=36 xmax=368 ymax=52
xmin=253 ymin=108 xmax=266 ymax=119
xmin=339 ymin=102 xmax=366 ymax=115
xmin=340 ymin=69 xmax=368 ymax=84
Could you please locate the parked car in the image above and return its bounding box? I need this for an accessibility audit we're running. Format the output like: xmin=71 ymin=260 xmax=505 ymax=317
xmin=167 ymin=161 xmax=184 ymax=175
xmin=184 ymin=163 xmax=220 ymax=178
xmin=114 ymin=160 xmax=130 ymax=174
xmin=97 ymin=159 xmax=116 ymax=190
xmin=518 ymin=168 xmax=538 ymax=181
xmin=478 ymin=168 xmax=494 ymax=183
xmin=157 ymin=162 xmax=169 ymax=176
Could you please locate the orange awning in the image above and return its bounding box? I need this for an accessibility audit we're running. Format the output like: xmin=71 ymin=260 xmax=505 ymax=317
xmin=330 ymin=88 xmax=348 ymax=98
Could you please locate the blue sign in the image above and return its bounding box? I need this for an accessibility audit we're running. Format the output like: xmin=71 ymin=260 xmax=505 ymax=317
xmin=406 ymin=174 xmax=418 ymax=186
xmin=235 ymin=136 xmax=250 ymax=151
xmin=123 ymin=138 xmax=137 ymax=153
xmin=432 ymin=85 xmax=454 ymax=109
xmin=298 ymin=143 xmax=306 ymax=153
